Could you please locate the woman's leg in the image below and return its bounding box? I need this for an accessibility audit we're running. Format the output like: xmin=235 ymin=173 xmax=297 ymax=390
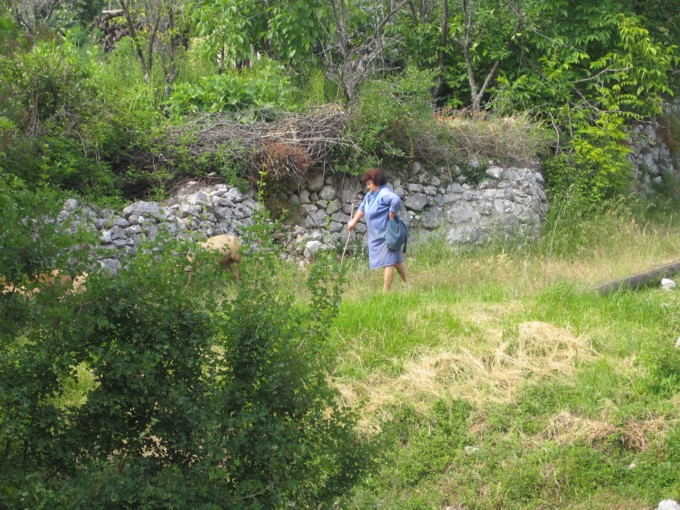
xmin=383 ymin=266 xmax=394 ymax=291
xmin=395 ymin=262 xmax=409 ymax=284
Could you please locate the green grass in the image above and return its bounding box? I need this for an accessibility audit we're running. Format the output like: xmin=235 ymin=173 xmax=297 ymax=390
xmin=333 ymin=200 xmax=680 ymax=509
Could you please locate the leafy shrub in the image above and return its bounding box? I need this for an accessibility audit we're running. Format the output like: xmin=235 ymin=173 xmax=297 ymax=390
xmin=341 ymin=69 xmax=551 ymax=176
xmin=0 ymin=115 xmax=17 ymax=154
xmin=339 ymin=67 xmax=441 ymax=173
xmin=492 ymin=8 xmax=675 ymax=200
xmin=0 ymin=41 xmax=132 ymax=197
xmin=0 ymin=179 xmax=93 ymax=292
xmin=165 ymin=58 xmax=295 ymax=118
xmin=0 ymin=41 xmax=94 ymax=136
xmin=1 ymin=135 xmax=118 ymax=196
xmin=544 ymin=111 xmax=635 ymax=200
xmin=0 ymin=194 xmax=372 ymax=508
xmin=0 ymin=182 xmax=94 ymax=351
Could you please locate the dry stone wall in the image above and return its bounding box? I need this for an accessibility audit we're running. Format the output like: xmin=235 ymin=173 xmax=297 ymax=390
xmin=286 ymin=163 xmax=548 ymax=255
xmin=59 ymin=163 xmax=549 ymax=272
xmin=628 ymin=100 xmax=680 ymax=193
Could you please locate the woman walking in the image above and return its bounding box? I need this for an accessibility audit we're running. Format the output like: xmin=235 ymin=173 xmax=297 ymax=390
xmin=347 ymin=168 xmax=409 ymax=291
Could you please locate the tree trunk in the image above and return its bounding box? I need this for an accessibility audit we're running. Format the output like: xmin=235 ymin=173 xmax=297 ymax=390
xmin=328 ymin=0 xmax=409 ymax=103
xmin=119 ymin=0 xmax=152 ymax=82
xmin=434 ymin=0 xmax=449 ymax=103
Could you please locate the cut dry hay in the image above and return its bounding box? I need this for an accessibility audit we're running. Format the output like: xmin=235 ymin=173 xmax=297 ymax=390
xmin=543 ymin=411 xmax=669 ymax=452
xmin=165 ymin=105 xmax=351 ymax=184
xmin=336 ymin=321 xmax=596 ymax=435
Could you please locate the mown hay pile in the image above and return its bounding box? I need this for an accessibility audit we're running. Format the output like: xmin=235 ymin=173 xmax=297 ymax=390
xmin=337 ymin=320 xmax=597 ymax=435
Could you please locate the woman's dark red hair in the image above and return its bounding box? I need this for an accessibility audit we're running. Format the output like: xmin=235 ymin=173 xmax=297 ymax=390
xmin=360 ymin=167 xmax=388 ymax=186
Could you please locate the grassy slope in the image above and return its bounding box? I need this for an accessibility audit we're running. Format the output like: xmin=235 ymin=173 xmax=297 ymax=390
xmin=332 ymin=204 xmax=680 ymax=509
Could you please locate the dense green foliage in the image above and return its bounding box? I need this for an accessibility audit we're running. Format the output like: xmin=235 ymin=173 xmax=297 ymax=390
xmin=0 ymin=189 xmax=370 ymax=508
xmin=166 ymin=58 xmax=295 ymax=117
xmin=0 ymin=0 xmax=678 ymax=200
xmin=338 ymin=68 xmax=442 ymax=172
xmin=191 ymin=0 xmax=328 ymax=68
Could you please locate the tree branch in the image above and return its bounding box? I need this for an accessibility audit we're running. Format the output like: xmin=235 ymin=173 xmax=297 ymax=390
xmin=118 ymin=0 xmax=151 ymax=82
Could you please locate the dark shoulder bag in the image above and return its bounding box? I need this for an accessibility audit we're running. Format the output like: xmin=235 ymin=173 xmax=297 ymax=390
xmin=386 ymin=216 xmax=408 ymax=253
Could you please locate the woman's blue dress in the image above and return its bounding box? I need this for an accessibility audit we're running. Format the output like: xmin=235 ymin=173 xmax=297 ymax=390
xmin=359 ymin=185 xmax=405 ymax=269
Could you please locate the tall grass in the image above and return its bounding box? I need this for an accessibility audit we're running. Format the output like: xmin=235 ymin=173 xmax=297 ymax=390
xmin=333 ymin=196 xmax=680 ymax=508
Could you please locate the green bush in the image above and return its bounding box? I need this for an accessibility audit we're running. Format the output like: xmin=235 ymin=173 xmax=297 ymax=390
xmin=0 ymin=180 xmax=93 ymax=294
xmin=339 ymin=69 xmax=551 ymax=176
xmin=165 ymin=58 xmax=295 ymax=118
xmin=0 ymin=195 xmax=372 ymax=508
xmin=339 ymin=67 xmax=441 ymax=173
xmin=1 ymin=135 xmax=118 ymax=196
xmin=0 ymin=37 xmax=176 ymax=200
xmin=0 ymin=41 xmax=92 ymax=133
xmin=542 ymin=111 xmax=635 ymax=200
xmin=0 ymin=41 xmax=129 ymax=197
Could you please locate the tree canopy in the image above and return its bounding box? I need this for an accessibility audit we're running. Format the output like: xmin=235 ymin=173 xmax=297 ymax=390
xmin=0 ymin=0 xmax=678 ymax=197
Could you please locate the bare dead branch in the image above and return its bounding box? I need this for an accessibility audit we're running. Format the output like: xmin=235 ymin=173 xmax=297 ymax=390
xmin=327 ymin=0 xmax=410 ymax=101
xmin=572 ymin=66 xmax=633 ymax=84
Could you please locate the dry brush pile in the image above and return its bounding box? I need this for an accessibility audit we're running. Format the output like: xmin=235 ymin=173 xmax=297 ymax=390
xmin=124 ymin=106 xmax=549 ymax=197
xmin=166 ymin=106 xmax=352 ymax=184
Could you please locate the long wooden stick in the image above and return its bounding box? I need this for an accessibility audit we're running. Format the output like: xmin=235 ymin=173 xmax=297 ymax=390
xmin=340 ymin=203 xmax=355 ymax=266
